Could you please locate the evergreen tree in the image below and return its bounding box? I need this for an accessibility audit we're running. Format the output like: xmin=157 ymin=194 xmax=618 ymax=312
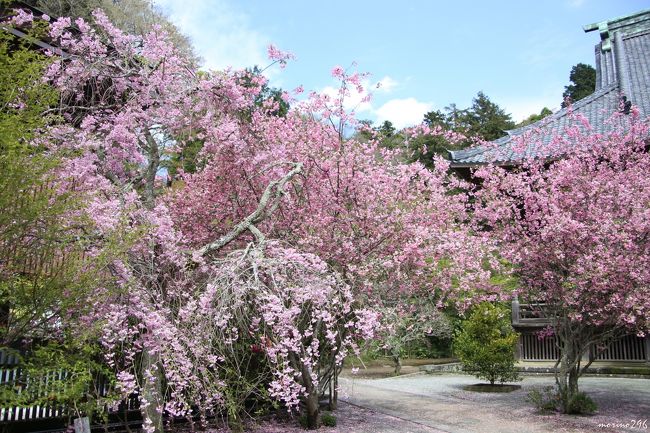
xmin=562 ymin=63 xmax=596 ymax=107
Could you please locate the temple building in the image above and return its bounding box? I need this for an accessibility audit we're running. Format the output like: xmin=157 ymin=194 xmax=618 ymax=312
xmin=451 ymin=9 xmax=650 ymax=365
xmin=450 ymin=9 xmax=650 ymax=176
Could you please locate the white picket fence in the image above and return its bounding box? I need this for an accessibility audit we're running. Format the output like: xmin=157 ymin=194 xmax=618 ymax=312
xmin=0 ymin=357 xmax=131 ymax=424
xmin=0 ymin=366 xmax=68 ymax=422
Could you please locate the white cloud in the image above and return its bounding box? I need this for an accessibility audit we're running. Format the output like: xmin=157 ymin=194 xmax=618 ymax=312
xmin=567 ymin=0 xmax=586 ymax=8
xmin=319 ymin=85 xmax=373 ymax=114
xmin=374 ymin=98 xmax=433 ymax=129
xmin=316 ymin=77 xmax=430 ymax=128
xmin=500 ymin=97 xmax=560 ymax=123
xmin=375 ymin=76 xmax=398 ymax=93
xmin=318 ymin=75 xmax=399 ymax=114
xmin=154 ymin=0 xmax=270 ymax=71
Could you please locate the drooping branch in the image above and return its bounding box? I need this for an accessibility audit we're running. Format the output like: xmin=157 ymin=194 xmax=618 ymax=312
xmin=143 ymin=129 xmax=161 ymax=210
xmin=197 ymin=162 xmax=303 ymax=257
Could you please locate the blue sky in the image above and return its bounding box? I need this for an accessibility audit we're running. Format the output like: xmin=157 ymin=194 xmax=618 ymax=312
xmin=154 ymin=0 xmax=648 ymax=128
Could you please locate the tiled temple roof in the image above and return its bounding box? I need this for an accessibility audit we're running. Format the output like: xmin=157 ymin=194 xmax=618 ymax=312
xmin=450 ymin=9 xmax=650 ymax=168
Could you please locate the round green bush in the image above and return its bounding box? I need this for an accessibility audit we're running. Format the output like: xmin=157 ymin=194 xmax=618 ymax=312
xmin=453 ymin=302 xmax=520 ymax=385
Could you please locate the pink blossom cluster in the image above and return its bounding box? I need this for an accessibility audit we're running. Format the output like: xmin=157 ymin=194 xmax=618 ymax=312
xmin=474 ymin=112 xmax=650 ymax=335
xmin=14 ymin=8 xmax=506 ymax=428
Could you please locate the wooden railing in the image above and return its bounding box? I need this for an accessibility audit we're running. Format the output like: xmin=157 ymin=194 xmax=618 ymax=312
xmin=591 ymin=335 xmax=647 ymax=361
xmin=520 ymin=333 xmax=560 ymax=361
xmin=512 ymin=299 xmax=649 ymax=362
xmin=511 ymin=299 xmax=553 ymax=327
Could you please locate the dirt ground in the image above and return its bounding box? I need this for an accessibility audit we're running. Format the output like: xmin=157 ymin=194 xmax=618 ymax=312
xmin=339 ymin=372 xmax=650 ymax=433
xmin=178 ymin=359 xmax=649 ymax=433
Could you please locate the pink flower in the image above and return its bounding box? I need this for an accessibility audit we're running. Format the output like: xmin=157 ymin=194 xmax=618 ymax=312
xmin=331 ymin=65 xmax=345 ymax=78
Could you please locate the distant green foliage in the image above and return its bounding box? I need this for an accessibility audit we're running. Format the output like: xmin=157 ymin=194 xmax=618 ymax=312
xmin=453 ymin=302 xmax=520 ymax=385
xmin=408 ymin=92 xmax=515 ymax=169
xmin=562 ymin=63 xmax=596 ymax=107
xmin=516 ymin=107 xmax=553 ymax=128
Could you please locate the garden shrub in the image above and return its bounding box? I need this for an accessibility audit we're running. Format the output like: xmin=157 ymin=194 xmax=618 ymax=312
xmin=453 ymin=302 xmax=520 ymax=385
xmin=526 ymin=386 xmax=560 ymax=413
xmin=567 ymin=392 xmax=597 ymax=415
xmin=321 ymin=411 xmax=337 ymax=427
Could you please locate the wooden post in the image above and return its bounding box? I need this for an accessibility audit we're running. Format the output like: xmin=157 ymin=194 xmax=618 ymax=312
xmin=515 ymin=334 xmax=523 ymax=360
xmin=511 ymin=297 xmax=520 ymax=326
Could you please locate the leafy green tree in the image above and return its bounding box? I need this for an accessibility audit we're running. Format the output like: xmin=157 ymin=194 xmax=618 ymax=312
xmin=245 ymin=66 xmax=290 ymax=118
xmin=453 ymin=303 xmax=520 ymax=385
xmin=378 ymin=120 xmax=396 ymax=138
xmin=0 ymin=18 xmax=116 ymax=346
xmin=408 ymin=92 xmax=514 ymax=168
xmin=561 ymin=63 xmax=596 ymax=107
xmin=463 ymin=92 xmax=515 ymax=141
xmin=0 ymin=21 xmax=127 ymax=426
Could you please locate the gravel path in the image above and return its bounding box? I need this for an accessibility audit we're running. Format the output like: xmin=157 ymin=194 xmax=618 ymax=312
xmin=338 ymin=373 xmax=650 ymax=433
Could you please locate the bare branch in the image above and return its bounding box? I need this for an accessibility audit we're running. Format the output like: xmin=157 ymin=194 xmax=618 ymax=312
xmin=197 ymin=162 xmax=303 ymax=257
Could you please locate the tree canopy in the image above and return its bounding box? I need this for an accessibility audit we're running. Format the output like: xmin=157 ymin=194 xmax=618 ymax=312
xmin=561 ymin=63 xmax=596 ymax=107
xmin=474 ymin=114 xmax=650 ymax=412
xmin=404 ymin=91 xmax=515 ymax=169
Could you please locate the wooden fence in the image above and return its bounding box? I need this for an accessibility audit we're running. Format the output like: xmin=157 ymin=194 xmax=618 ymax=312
xmin=520 ymin=333 xmax=648 ymax=362
xmin=0 ymin=354 xmax=138 ymax=425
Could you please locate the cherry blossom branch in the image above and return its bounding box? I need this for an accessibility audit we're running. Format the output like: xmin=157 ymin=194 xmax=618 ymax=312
xmin=197 ymin=162 xmax=303 ymax=256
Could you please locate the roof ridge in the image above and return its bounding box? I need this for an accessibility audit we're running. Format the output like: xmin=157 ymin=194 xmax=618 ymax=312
xmin=623 ymin=28 xmax=650 ymax=39
xmin=501 ymin=83 xmax=618 ymax=138
xmin=584 ymin=9 xmax=650 ymax=32
xmin=449 ymin=83 xmax=620 ymax=163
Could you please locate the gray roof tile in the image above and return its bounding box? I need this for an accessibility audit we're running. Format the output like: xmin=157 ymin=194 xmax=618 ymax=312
xmin=450 ymin=11 xmax=650 ymax=168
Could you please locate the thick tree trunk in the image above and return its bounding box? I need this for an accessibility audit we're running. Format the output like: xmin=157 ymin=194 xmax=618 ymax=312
xmin=556 ymin=337 xmax=582 ymax=413
xmin=392 ymin=353 xmax=402 ymax=374
xmin=141 ymin=349 xmax=164 ymax=433
xmin=299 ymin=362 xmax=320 ymax=429
xmin=304 ymin=389 xmax=320 ymax=430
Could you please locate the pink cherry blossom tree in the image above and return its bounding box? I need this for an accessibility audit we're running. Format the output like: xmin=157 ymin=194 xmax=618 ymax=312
xmin=12 ymin=7 xmax=504 ymax=430
xmin=22 ymin=9 xmax=379 ymax=431
xmin=171 ymin=66 xmax=504 ymax=308
xmin=474 ymin=111 xmax=650 ymax=412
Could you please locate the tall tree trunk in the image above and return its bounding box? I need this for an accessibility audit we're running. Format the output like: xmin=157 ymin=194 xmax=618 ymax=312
xmin=299 ymin=363 xmax=320 ymax=429
xmin=328 ymin=363 xmax=338 ymax=411
xmin=141 ymin=348 xmax=164 ymax=433
xmin=556 ymin=335 xmax=582 ymax=413
xmin=139 ymin=131 xmax=164 ymax=433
